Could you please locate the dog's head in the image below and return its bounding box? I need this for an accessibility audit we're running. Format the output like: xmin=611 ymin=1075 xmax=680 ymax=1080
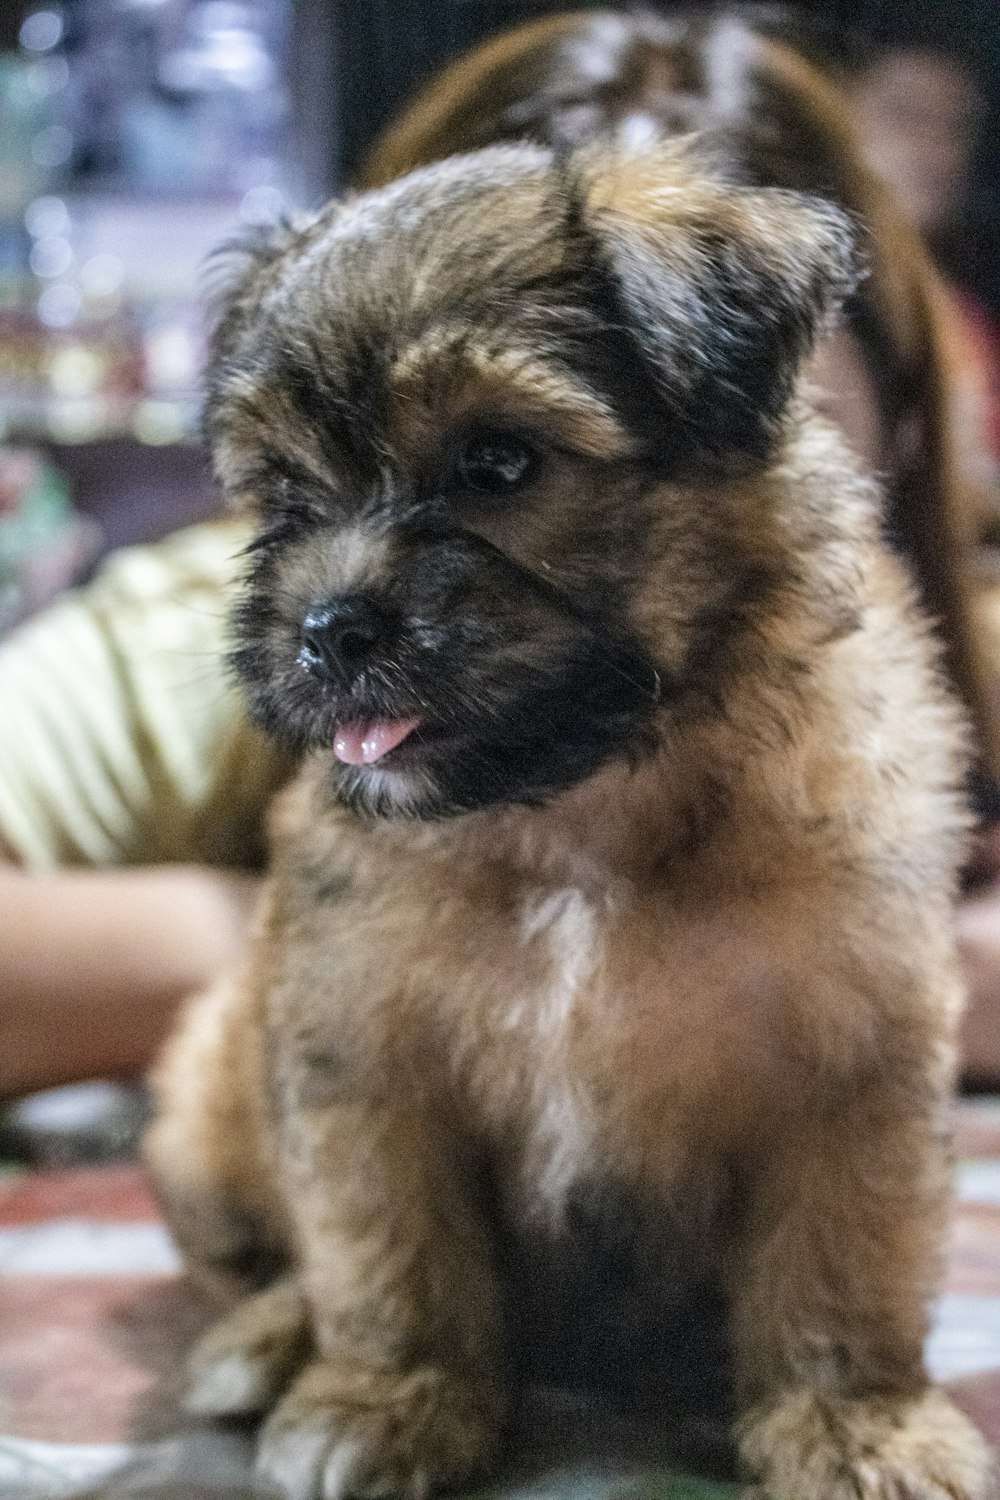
xmin=206 ymin=141 xmax=858 ymax=818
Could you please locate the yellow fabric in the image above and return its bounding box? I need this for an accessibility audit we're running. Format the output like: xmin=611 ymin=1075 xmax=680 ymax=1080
xmin=0 ymin=520 xmax=292 ymax=870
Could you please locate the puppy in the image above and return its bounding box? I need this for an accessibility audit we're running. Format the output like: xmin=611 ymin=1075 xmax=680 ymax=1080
xmin=147 ymin=140 xmax=997 ymax=1500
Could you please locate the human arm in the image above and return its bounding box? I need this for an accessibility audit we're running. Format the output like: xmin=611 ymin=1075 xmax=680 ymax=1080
xmin=0 ymin=520 xmax=290 ymax=1098
xmin=0 ymin=851 xmax=260 ymax=1098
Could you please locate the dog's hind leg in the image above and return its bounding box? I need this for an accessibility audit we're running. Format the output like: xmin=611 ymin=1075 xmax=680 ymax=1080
xmin=145 ymin=969 xmax=290 ymax=1302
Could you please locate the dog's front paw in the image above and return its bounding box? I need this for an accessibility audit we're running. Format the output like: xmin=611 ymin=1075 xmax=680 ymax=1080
xmin=256 ymin=1358 xmax=502 ymax=1500
xmin=739 ymin=1386 xmax=997 ymax=1500
xmin=184 ymin=1274 xmax=311 ymax=1417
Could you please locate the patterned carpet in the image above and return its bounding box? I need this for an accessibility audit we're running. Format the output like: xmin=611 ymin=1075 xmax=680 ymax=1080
xmin=3 ymin=1101 xmax=1000 ymax=1499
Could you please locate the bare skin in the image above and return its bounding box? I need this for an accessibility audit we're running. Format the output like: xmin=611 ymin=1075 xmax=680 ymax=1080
xmin=0 ymin=852 xmax=259 ymax=1099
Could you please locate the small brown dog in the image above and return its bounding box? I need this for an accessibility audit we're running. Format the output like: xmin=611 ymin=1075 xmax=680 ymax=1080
xmin=147 ymin=139 xmax=996 ymax=1500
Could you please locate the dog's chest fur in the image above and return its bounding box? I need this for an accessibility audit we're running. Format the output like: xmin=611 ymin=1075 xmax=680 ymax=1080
xmin=267 ymin=767 xmax=796 ymax=1236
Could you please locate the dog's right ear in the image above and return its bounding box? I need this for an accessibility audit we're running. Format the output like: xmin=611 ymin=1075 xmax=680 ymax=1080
xmin=202 ymin=218 xmax=304 ymax=358
xmin=200 ymin=217 xmax=313 ymax=499
xmin=573 ymin=142 xmax=863 ymax=472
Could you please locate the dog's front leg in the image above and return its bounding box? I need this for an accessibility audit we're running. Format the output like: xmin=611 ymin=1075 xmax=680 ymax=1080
xmin=256 ymin=1069 xmax=506 ymax=1500
xmin=728 ymin=1077 xmax=995 ymax=1499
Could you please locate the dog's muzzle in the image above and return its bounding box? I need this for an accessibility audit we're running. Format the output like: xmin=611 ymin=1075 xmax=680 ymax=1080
xmin=297 ymin=592 xmax=422 ymax=767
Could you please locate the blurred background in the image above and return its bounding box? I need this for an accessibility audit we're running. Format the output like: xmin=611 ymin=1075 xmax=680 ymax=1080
xmin=0 ymin=0 xmax=332 ymax=631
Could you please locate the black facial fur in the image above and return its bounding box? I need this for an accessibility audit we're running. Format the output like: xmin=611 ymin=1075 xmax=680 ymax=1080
xmin=232 ymin=522 xmax=663 ymax=818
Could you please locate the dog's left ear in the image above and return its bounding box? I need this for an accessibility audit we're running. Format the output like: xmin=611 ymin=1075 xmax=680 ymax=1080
xmin=575 ymin=144 xmax=863 ymax=470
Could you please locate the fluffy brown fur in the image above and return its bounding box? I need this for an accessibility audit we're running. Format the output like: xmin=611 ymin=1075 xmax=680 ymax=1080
xmin=147 ymin=138 xmax=996 ymax=1500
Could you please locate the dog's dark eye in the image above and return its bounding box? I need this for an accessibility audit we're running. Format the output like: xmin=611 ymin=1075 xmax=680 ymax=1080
xmin=455 ymin=432 xmax=539 ymax=495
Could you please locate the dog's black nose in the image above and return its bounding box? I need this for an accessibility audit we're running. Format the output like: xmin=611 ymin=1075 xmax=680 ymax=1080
xmin=299 ymin=596 xmax=395 ymax=683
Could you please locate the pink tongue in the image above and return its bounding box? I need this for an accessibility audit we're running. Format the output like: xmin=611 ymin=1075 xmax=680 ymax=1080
xmin=333 ymin=718 xmax=420 ymax=765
